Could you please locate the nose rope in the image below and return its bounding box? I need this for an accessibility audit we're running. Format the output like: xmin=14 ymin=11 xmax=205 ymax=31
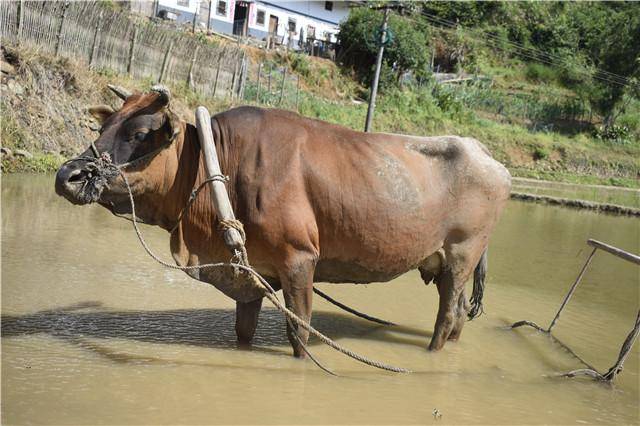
xmin=90 ymin=141 xmax=100 ymax=158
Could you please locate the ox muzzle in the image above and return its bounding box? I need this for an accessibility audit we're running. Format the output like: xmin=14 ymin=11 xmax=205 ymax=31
xmin=55 ymin=155 xmax=117 ymax=205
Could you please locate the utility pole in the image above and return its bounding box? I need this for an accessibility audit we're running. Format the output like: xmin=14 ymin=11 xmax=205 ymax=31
xmin=364 ymin=6 xmax=390 ymax=132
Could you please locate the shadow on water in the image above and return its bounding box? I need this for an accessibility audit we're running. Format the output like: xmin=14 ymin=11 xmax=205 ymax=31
xmin=1 ymin=301 xmax=432 ymax=364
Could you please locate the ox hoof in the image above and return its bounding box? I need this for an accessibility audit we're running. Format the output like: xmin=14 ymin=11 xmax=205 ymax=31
xmin=447 ymin=332 xmax=461 ymax=342
xmin=236 ymin=339 xmax=253 ymax=350
xmin=428 ymin=340 xmax=445 ymax=352
xmin=292 ymin=348 xmax=308 ymax=359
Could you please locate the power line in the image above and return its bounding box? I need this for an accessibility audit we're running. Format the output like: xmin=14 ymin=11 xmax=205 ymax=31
xmin=417 ymin=11 xmax=632 ymax=87
xmin=418 ymin=11 xmax=630 ymax=86
xmin=361 ymin=5 xmax=632 ymax=88
xmin=355 ymin=4 xmax=634 ymax=88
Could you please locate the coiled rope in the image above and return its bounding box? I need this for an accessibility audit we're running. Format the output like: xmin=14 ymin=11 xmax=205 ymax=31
xmin=81 ymin=154 xmax=409 ymax=374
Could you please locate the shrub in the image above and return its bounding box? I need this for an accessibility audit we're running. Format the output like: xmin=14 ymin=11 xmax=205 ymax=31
xmin=290 ymin=53 xmax=311 ymax=78
xmin=524 ymin=63 xmax=558 ymax=83
xmin=594 ymin=124 xmax=631 ymax=145
xmin=532 ymin=145 xmax=550 ymax=160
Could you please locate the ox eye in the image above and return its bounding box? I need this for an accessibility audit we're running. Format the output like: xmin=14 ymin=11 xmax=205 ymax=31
xmin=134 ymin=131 xmax=148 ymax=142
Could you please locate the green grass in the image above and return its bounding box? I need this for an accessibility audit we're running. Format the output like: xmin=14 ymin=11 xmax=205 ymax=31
xmin=1 ymin=153 xmax=66 ymax=173
xmin=294 ymin=85 xmax=639 ymax=188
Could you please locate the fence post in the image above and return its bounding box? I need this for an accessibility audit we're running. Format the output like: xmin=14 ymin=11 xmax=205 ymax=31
xmin=267 ymin=64 xmax=272 ymax=102
xmin=159 ymin=40 xmax=174 ymax=83
xmin=17 ymin=0 xmax=24 ymax=42
xmin=229 ymin=59 xmax=238 ymax=100
xmin=89 ymin=12 xmax=102 ymax=68
xmin=187 ymin=46 xmax=200 ymax=89
xmin=295 ymin=75 xmax=300 ymax=111
xmin=212 ymin=58 xmax=222 ymax=97
xmin=256 ymin=63 xmax=262 ymax=103
xmin=278 ymin=66 xmax=287 ymax=106
xmin=239 ymin=56 xmax=248 ymax=101
xmin=206 ymin=0 xmax=213 ymax=33
xmin=127 ymin=25 xmax=138 ymax=76
xmin=55 ymin=1 xmax=70 ymax=56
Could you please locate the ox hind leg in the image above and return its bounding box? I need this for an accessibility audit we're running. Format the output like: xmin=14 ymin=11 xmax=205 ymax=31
xmin=235 ymin=298 xmax=263 ymax=345
xmin=428 ymin=238 xmax=486 ymax=351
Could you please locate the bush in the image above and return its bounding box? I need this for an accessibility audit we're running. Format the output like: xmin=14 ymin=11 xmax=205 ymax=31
xmin=532 ymin=145 xmax=550 ymax=160
xmin=524 ymin=63 xmax=558 ymax=83
xmin=290 ymin=53 xmax=311 ymax=78
xmin=594 ymin=124 xmax=632 ymax=145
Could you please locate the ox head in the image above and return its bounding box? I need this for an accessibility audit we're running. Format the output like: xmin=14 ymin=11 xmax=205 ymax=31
xmin=55 ymin=85 xmax=181 ymax=213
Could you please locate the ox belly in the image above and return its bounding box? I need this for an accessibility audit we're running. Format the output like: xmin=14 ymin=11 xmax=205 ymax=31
xmin=309 ymin=140 xmax=452 ymax=285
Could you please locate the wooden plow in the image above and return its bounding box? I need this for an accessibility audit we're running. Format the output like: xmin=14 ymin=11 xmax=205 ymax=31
xmin=511 ymin=239 xmax=640 ymax=382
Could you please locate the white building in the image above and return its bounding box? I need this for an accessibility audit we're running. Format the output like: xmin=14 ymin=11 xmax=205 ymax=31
xmin=155 ymin=0 xmax=355 ymax=46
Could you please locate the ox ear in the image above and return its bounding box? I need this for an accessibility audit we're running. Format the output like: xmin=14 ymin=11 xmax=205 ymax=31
xmin=88 ymin=105 xmax=115 ymax=125
xmin=166 ymin=109 xmax=181 ymax=141
xmin=149 ymin=85 xmax=180 ymax=141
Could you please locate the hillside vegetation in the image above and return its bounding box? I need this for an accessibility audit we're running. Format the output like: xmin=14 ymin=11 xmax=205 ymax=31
xmin=1 ymin=1 xmax=639 ymax=187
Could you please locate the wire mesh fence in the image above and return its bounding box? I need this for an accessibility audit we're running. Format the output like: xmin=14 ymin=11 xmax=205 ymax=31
xmin=242 ymin=62 xmax=302 ymax=111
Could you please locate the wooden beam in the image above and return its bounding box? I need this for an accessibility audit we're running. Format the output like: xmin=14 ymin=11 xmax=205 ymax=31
xmin=195 ymin=107 xmax=245 ymax=251
xmin=588 ymin=239 xmax=640 ymax=265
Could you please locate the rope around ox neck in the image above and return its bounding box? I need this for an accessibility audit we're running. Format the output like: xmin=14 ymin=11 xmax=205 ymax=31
xmin=106 ymin=164 xmax=410 ymax=374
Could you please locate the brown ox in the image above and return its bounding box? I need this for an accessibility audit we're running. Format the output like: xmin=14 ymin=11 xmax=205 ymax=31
xmin=55 ymin=86 xmax=511 ymax=357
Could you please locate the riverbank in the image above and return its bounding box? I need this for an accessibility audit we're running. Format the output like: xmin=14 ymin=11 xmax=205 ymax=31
xmin=2 ymin=47 xmax=638 ymax=190
xmin=510 ymin=192 xmax=640 ymax=216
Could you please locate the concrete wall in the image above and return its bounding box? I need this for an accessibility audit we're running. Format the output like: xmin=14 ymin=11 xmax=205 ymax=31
xmin=248 ymin=1 xmax=348 ymax=44
xmin=157 ymin=0 xmax=350 ymax=45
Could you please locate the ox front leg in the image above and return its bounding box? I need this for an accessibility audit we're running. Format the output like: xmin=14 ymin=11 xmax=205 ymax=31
xmin=280 ymin=260 xmax=316 ymax=358
xmin=235 ymin=298 xmax=263 ymax=345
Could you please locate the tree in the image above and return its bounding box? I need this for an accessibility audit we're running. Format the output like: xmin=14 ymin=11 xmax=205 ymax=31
xmin=338 ymin=7 xmax=430 ymax=89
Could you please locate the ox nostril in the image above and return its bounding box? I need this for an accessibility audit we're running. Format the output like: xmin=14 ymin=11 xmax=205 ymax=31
xmin=66 ymin=169 xmax=86 ymax=183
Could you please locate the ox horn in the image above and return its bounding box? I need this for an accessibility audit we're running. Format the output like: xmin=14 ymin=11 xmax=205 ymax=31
xmin=107 ymin=84 xmax=132 ymax=100
xmin=151 ymin=84 xmax=171 ymax=106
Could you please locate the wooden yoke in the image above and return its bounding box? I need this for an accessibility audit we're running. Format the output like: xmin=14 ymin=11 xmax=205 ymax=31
xmin=195 ymin=106 xmax=246 ymax=255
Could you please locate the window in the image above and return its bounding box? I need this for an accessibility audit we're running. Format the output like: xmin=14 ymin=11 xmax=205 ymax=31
xmin=324 ymin=1 xmax=333 ymax=11
xmin=177 ymin=0 xmax=189 ymax=6
xmin=307 ymin=25 xmax=315 ymax=39
xmin=256 ymin=9 xmax=265 ymax=26
xmin=287 ymin=18 xmax=296 ymax=33
xmin=216 ymin=0 xmax=227 ymax=16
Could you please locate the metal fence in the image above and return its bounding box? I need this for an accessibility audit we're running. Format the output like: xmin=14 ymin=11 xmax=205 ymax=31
xmin=0 ymin=0 xmax=247 ymax=100
xmin=243 ymin=61 xmax=302 ymax=111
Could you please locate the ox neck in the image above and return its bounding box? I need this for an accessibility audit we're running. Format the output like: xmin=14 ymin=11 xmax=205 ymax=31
xmin=134 ymin=119 xmax=238 ymax=233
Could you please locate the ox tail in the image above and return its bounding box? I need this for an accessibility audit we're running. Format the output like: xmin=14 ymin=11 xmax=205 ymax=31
xmin=468 ymin=248 xmax=488 ymax=320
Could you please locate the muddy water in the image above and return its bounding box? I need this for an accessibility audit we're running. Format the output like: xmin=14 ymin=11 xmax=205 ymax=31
xmin=2 ymin=174 xmax=639 ymax=425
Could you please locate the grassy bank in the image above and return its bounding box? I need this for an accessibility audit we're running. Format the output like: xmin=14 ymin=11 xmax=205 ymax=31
xmin=1 ymin=47 xmax=638 ymax=188
xmin=296 ymin=85 xmax=639 ymax=188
